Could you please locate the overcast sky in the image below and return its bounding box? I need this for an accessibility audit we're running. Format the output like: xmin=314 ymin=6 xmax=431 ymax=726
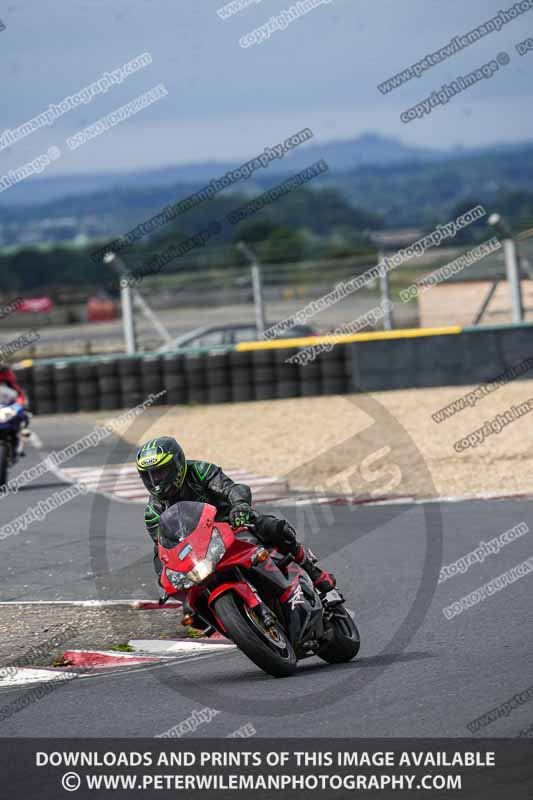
xmin=1 ymin=0 xmax=532 ymax=177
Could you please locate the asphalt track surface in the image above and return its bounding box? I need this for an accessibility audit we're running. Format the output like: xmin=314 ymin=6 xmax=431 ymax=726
xmin=0 ymin=415 xmax=531 ymax=737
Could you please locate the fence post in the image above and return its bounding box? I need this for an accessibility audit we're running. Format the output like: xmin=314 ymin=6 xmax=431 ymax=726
xmin=378 ymin=250 xmax=394 ymax=330
xmin=489 ymin=214 xmax=523 ymax=324
xmin=120 ymin=277 xmax=137 ymax=354
xmin=237 ymin=241 xmax=266 ymax=337
xmin=503 ymin=238 xmax=523 ymax=323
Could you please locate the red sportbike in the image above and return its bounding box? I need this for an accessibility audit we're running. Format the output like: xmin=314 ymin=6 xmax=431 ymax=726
xmin=158 ymin=501 xmax=360 ymax=678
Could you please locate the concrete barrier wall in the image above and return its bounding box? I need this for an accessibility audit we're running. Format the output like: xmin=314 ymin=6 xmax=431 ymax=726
xmin=15 ymin=323 xmax=533 ymax=415
xmin=349 ymin=324 xmax=533 ymax=392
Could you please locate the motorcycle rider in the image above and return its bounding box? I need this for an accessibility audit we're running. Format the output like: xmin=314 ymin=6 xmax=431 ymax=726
xmin=0 ymin=361 xmax=30 ymax=455
xmin=136 ymin=436 xmax=336 ymax=600
xmin=0 ymin=361 xmax=27 ymax=406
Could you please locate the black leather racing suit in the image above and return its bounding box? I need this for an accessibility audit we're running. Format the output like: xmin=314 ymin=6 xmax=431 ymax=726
xmin=144 ymin=459 xmax=300 ymax=583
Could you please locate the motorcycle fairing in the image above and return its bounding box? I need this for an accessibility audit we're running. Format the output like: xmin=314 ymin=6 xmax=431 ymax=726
xmin=279 ymin=566 xmax=324 ymax=649
xmin=158 ymin=502 xmax=217 ymax=572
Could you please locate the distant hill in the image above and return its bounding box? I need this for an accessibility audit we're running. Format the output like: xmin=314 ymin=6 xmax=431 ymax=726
xmin=2 ymin=132 xmax=532 ymax=208
xmin=2 ymin=136 xmax=533 ymax=248
xmin=319 ymin=145 xmax=533 ymax=226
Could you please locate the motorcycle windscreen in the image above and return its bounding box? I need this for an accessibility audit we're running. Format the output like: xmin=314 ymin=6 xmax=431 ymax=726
xmin=158 ymin=501 xmax=206 ymax=549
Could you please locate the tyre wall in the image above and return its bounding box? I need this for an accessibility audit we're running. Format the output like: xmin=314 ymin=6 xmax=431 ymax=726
xmin=15 ymin=324 xmax=533 ymax=414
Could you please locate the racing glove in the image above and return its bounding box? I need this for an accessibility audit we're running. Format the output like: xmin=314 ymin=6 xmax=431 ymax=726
xmin=229 ymin=502 xmax=252 ymax=529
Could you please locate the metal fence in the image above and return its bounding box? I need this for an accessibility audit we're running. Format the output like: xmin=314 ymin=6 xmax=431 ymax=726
xmin=4 ymin=228 xmax=533 ymax=361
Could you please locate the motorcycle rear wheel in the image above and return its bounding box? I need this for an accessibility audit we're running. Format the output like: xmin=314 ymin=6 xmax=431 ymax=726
xmin=213 ymin=593 xmax=297 ymax=678
xmin=317 ymin=607 xmax=360 ymax=663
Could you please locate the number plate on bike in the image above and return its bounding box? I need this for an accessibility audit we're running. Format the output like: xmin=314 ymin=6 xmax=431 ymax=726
xmin=324 ymin=589 xmax=343 ymax=605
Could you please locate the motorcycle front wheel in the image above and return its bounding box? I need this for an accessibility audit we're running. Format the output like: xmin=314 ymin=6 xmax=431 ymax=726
xmin=213 ymin=592 xmax=297 ymax=678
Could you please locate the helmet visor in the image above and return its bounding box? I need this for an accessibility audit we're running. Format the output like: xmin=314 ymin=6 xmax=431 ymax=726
xmin=140 ymin=463 xmax=176 ymax=495
xmin=148 ymin=465 xmax=173 ymax=485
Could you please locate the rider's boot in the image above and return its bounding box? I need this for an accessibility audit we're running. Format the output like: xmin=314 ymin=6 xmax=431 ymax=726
xmin=293 ymin=544 xmax=336 ymax=594
xmin=273 ymin=519 xmax=336 ymax=593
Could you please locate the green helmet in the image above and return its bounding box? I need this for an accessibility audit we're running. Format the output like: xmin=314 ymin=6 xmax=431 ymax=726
xmin=136 ymin=436 xmax=187 ymax=500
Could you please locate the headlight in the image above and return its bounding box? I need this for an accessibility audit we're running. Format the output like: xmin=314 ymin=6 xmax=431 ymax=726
xmin=185 ymin=529 xmax=227 ymax=585
xmin=186 ymin=560 xmax=214 ymax=584
xmin=206 ymin=528 xmax=226 ymax=562
xmin=165 ymin=568 xmax=194 ymax=591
